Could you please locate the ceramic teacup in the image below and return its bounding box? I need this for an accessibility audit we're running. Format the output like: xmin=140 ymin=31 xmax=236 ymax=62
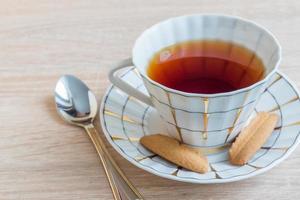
xmin=109 ymin=14 xmax=281 ymax=148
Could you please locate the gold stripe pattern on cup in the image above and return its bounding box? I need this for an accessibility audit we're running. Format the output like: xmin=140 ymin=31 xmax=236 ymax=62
xmin=166 ymin=93 xmax=183 ymax=142
xmin=224 ymin=91 xmax=250 ymax=143
xmin=202 ymin=97 xmax=209 ymax=140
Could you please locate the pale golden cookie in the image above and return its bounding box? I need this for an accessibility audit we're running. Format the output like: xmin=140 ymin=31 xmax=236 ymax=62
xmin=229 ymin=112 xmax=279 ymax=165
xmin=140 ymin=134 xmax=208 ymax=173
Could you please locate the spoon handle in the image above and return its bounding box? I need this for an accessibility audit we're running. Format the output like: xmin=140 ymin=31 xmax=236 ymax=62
xmin=84 ymin=124 xmax=143 ymax=200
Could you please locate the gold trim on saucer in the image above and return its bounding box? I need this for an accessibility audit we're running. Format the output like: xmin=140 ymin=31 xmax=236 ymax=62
xmin=135 ymin=154 xmax=156 ymax=162
xmin=190 ymin=143 xmax=230 ymax=155
xmin=268 ymin=96 xmax=299 ymax=112
xmin=266 ymin=74 xmax=282 ymax=88
xmin=104 ymin=110 xmax=139 ymax=124
xmin=275 ymin=121 xmax=300 ymax=130
xmin=261 ymin=146 xmax=288 ymax=151
xmin=171 ymin=167 xmax=180 ymax=176
xmin=128 ymin=96 xmax=147 ymax=107
xmin=209 ymin=164 xmax=222 ymax=179
xmin=111 ymin=135 xmax=140 ymax=142
xmin=133 ymin=68 xmax=141 ymax=77
xmin=247 ymin=163 xmax=261 ymax=169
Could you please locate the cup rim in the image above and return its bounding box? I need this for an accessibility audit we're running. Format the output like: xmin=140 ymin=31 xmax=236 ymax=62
xmin=132 ymin=13 xmax=282 ymax=98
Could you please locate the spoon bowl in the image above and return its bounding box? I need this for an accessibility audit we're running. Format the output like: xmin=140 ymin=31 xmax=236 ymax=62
xmin=55 ymin=75 xmax=97 ymax=126
xmin=54 ymin=74 xmax=143 ymax=200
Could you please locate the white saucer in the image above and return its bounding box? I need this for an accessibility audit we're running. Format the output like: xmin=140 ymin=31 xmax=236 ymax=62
xmin=100 ymin=68 xmax=300 ymax=184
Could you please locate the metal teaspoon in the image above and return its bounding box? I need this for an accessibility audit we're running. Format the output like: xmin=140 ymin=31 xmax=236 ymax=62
xmin=54 ymin=75 xmax=143 ymax=200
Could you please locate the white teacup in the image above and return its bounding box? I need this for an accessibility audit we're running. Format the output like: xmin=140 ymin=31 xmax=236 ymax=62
xmin=109 ymin=14 xmax=281 ymax=148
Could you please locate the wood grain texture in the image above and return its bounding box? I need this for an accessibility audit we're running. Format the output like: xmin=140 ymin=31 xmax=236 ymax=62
xmin=0 ymin=0 xmax=300 ymax=199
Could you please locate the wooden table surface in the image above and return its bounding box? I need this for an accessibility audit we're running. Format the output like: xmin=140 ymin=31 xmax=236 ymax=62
xmin=1 ymin=0 xmax=300 ymax=199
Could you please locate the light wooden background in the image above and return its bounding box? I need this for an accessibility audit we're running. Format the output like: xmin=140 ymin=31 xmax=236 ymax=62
xmin=1 ymin=0 xmax=300 ymax=199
